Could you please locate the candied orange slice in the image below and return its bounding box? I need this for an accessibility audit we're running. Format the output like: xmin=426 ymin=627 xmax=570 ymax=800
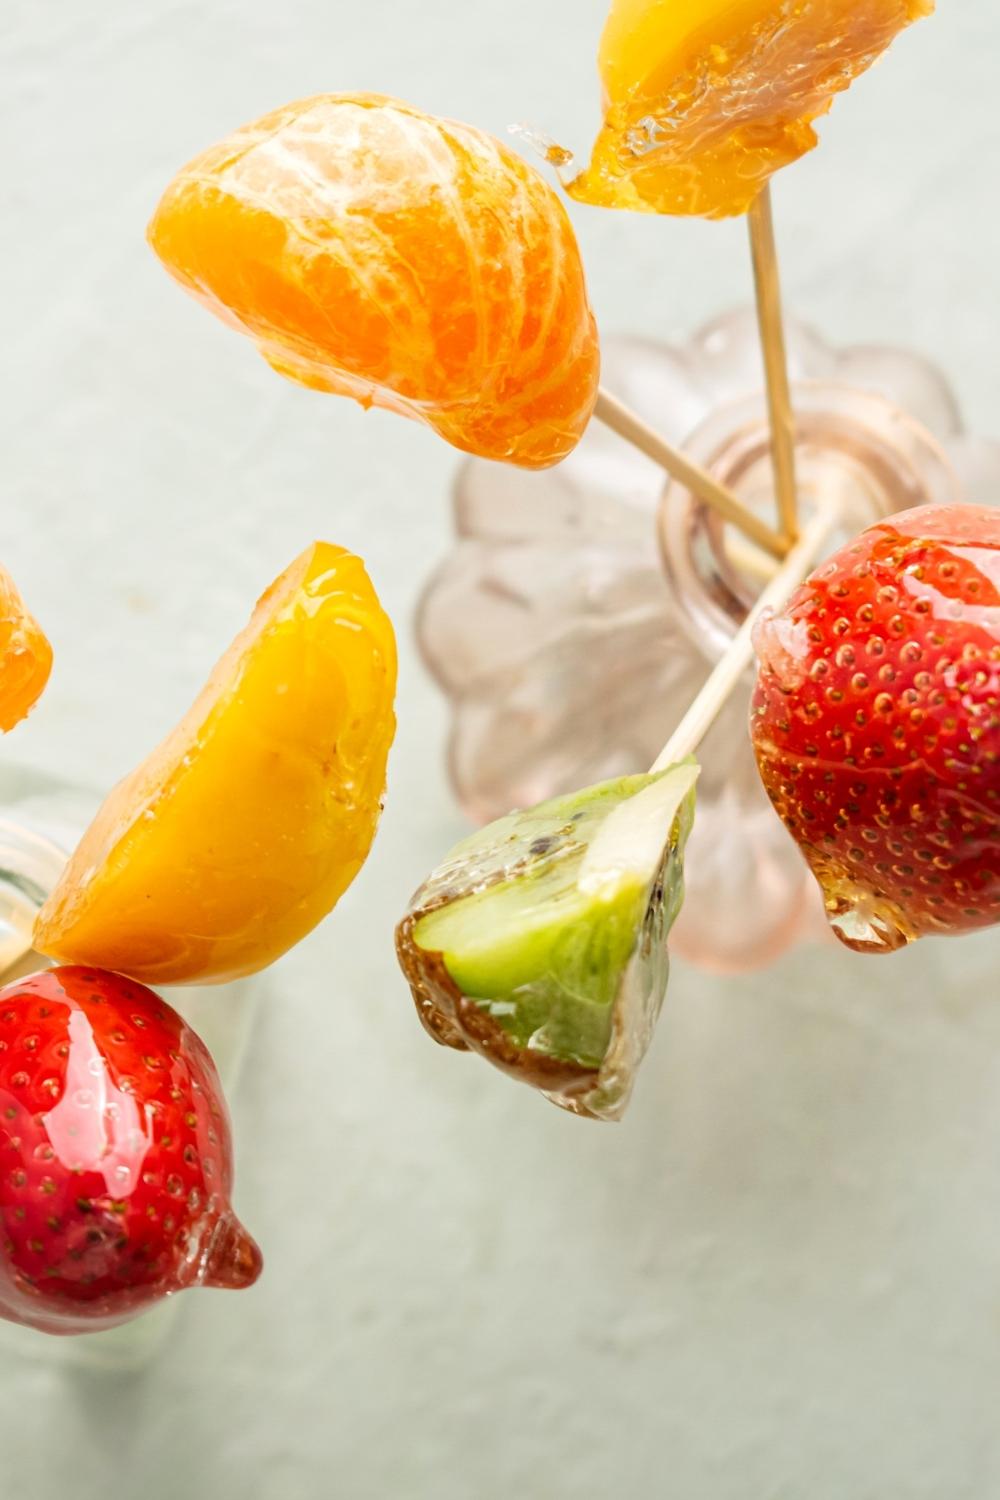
xmin=35 ymin=544 xmax=396 ymax=985
xmin=148 ymin=94 xmax=600 ymax=470
xmin=0 ymin=567 xmax=52 ymax=731
xmin=567 ymin=0 xmax=933 ymax=219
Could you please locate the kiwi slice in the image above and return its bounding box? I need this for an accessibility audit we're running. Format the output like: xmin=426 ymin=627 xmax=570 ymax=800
xmin=396 ymin=761 xmax=698 ymax=1121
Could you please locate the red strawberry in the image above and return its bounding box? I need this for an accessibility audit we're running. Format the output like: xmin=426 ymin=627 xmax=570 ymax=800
xmin=0 ymin=966 xmax=261 ymax=1334
xmin=751 ymin=504 xmax=1000 ymax=954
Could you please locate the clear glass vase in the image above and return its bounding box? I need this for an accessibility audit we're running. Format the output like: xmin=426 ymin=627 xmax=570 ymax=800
xmin=0 ymin=764 xmax=260 ymax=1371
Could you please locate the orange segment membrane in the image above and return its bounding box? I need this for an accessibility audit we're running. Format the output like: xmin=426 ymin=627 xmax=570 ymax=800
xmin=149 ymin=94 xmax=600 ymax=469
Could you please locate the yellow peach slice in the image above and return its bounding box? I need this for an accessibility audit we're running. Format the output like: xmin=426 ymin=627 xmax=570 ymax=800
xmin=35 ymin=543 xmax=396 ymax=984
xmin=568 ymin=0 xmax=932 ymax=218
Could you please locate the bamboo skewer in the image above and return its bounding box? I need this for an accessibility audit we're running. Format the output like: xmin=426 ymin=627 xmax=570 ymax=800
xmin=593 ymin=387 xmax=790 ymax=560
xmin=593 ymin=185 xmax=808 ymax=762
xmin=747 ymin=185 xmax=800 ymax=543
xmin=651 ymin=503 xmax=836 ymax=771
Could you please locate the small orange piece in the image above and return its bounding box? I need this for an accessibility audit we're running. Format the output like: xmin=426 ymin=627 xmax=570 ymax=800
xmin=567 ymin=0 xmax=933 ymax=219
xmin=35 ymin=544 xmax=396 ymax=986
xmin=0 ymin=567 xmax=52 ymax=731
xmin=148 ymin=94 xmax=600 ymax=469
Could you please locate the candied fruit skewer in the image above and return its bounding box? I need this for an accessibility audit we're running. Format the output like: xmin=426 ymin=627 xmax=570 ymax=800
xmin=751 ymin=504 xmax=1000 ymax=954
xmin=148 ymin=94 xmax=600 ymax=472
xmin=0 ymin=966 xmax=261 ymax=1335
xmin=396 ymin=502 xmax=840 ymax=1120
xmin=566 ymin=0 xmax=934 ymax=220
xmin=397 ymin=761 xmax=699 ymax=1122
xmin=148 ymin=92 xmax=791 ymax=561
xmin=34 ymin=543 xmax=396 ymax=986
xmin=562 ymin=0 xmax=934 ymax=536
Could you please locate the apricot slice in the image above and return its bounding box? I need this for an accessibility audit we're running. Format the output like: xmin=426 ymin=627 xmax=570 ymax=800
xmin=148 ymin=94 xmax=600 ymax=469
xmin=567 ymin=0 xmax=933 ymax=218
xmin=0 ymin=567 xmax=52 ymax=731
xmin=35 ymin=544 xmax=396 ymax=985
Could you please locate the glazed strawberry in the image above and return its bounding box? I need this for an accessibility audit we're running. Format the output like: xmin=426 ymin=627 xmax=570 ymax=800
xmin=0 ymin=966 xmax=261 ymax=1334
xmin=751 ymin=504 xmax=1000 ymax=954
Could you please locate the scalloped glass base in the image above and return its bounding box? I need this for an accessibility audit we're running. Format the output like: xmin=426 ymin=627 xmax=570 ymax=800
xmin=416 ymin=309 xmax=1000 ymax=974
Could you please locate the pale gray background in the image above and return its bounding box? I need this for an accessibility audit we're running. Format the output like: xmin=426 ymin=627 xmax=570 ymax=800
xmin=3 ymin=2 xmax=1000 ymax=1497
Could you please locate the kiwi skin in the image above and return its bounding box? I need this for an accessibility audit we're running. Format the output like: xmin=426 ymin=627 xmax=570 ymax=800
xmin=396 ymin=765 xmax=696 ymax=1121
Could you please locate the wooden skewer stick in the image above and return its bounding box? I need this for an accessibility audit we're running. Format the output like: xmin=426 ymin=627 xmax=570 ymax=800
xmin=747 ymin=185 xmax=800 ymax=543
xmin=651 ymin=503 xmax=836 ymax=771
xmin=594 ymin=387 xmax=790 ymax=561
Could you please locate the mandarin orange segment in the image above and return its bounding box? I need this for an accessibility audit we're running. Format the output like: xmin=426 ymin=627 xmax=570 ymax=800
xmin=0 ymin=567 xmax=52 ymax=732
xmin=34 ymin=543 xmax=396 ymax=986
xmin=148 ymin=94 xmax=600 ymax=469
xmin=567 ymin=0 xmax=933 ymax=219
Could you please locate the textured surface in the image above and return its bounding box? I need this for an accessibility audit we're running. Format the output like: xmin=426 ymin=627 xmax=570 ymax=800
xmin=4 ymin=1 xmax=1000 ymax=1497
xmin=0 ymin=567 xmax=52 ymax=733
xmin=149 ymin=94 xmax=600 ymax=468
xmin=752 ymin=505 xmax=1000 ymax=952
xmin=35 ymin=544 xmax=396 ymax=984
xmin=397 ymin=764 xmax=696 ymax=1120
xmin=568 ymin=0 xmax=933 ymax=217
xmin=0 ymin=967 xmax=260 ymax=1333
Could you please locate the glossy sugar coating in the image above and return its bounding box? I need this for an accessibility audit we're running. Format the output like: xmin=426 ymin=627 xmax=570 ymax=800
xmin=0 ymin=567 xmax=52 ymax=732
xmin=149 ymin=94 xmax=600 ymax=469
xmin=567 ymin=0 xmax=933 ymax=219
xmin=751 ymin=505 xmax=1000 ymax=954
xmin=0 ymin=967 xmax=260 ymax=1335
xmin=35 ymin=543 xmax=396 ymax=985
xmin=397 ymin=763 xmax=697 ymax=1121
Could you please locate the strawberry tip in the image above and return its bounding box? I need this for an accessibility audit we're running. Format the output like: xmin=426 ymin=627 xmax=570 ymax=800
xmin=203 ymin=1216 xmax=263 ymax=1292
